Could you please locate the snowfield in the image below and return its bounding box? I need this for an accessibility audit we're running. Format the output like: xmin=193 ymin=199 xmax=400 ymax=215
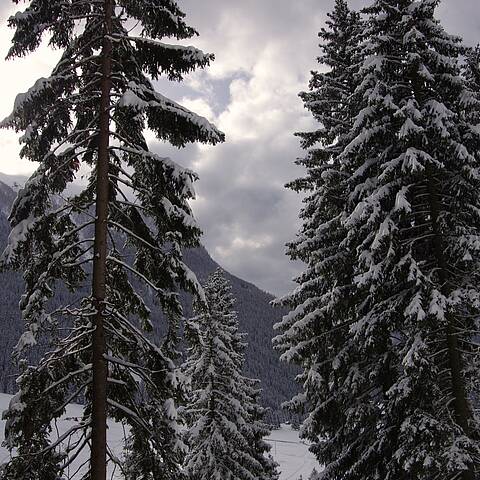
xmin=0 ymin=393 xmax=319 ymax=479
xmin=268 ymin=424 xmax=319 ymax=480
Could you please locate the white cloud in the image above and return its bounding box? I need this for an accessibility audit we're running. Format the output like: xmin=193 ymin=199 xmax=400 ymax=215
xmin=180 ymin=97 xmax=216 ymax=124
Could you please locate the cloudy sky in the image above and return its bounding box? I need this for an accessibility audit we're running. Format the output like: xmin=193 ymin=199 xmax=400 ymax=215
xmin=0 ymin=1 xmax=478 ymax=295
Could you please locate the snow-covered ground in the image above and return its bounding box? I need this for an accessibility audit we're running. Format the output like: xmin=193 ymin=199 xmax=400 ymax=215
xmin=0 ymin=393 xmax=319 ymax=479
xmin=268 ymin=424 xmax=319 ymax=480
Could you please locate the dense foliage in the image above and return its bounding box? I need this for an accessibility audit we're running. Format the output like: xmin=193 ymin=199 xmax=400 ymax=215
xmin=277 ymin=1 xmax=480 ymax=479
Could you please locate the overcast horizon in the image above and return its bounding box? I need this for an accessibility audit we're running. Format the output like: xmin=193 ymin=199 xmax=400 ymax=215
xmin=0 ymin=0 xmax=478 ymax=295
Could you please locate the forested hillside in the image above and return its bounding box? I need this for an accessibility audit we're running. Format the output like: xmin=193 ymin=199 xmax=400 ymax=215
xmin=0 ymin=178 xmax=297 ymax=423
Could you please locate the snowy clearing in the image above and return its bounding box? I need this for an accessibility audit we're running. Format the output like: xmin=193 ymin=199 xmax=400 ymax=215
xmin=268 ymin=424 xmax=320 ymax=480
xmin=0 ymin=393 xmax=319 ymax=479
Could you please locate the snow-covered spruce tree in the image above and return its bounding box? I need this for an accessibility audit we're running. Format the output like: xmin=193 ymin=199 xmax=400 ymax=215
xmin=183 ymin=269 xmax=278 ymax=480
xmin=288 ymin=0 xmax=480 ymax=479
xmin=463 ymin=44 xmax=480 ymax=125
xmin=274 ymin=0 xmax=362 ymax=474
xmin=278 ymin=0 xmax=480 ymax=478
xmin=0 ymin=1 xmax=224 ymax=479
xmin=240 ymin=376 xmax=279 ymax=480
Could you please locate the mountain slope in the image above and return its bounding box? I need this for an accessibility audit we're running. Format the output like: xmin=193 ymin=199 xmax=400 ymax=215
xmin=0 ymin=182 xmax=16 ymax=216
xmin=0 ymin=178 xmax=298 ymax=423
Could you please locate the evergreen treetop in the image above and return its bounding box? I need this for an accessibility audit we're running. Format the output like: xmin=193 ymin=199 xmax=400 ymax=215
xmin=184 ymin=269 xmax=278 ymax=480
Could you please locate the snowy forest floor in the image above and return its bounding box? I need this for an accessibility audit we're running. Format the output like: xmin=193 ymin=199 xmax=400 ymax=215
xmin=0 ymin=393 xmax=319 ymax=479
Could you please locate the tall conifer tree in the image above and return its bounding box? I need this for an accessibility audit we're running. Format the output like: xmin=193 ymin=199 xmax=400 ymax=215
xmin=184 ymin=269 xmax=278 ymax=480
xmin=0 ymin=1 xmax=223 ymax=479
xmin=279 ymin=1 xmax=480 ymax=479
xmin=339 ymin=1 xmax=480 ymax=478
xmin=274 ymin=0 xmax=362 ymax=472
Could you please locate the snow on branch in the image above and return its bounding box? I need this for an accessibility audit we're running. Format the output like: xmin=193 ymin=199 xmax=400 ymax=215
xmin=106 ymin=397 xmax=151 ymax=434
xmin=41 ymin=364 xmax=93 ymax=396
xmin=107 ymin=254 xmax=165 ymax=294
xmin=125 ymin=35 xmax=212 ymax=64
xmin=0 ymin=75 xmax=71 ymax=129
xmin=117 ymin=81 xmax=224 ymax=145
xmin=2 ymin=215 xmax=37 ymax=265
xmin=109 ymin=148 xmax=197 ymax=198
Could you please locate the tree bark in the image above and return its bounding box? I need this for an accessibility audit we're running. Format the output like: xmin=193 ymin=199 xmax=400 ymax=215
xmin=91 ymin=1 xmax=113 ymax=479
xmin=410 ymin=68 xmax=476 ymax=479
xmin=426 ymin=172 xmax=475 ymax=480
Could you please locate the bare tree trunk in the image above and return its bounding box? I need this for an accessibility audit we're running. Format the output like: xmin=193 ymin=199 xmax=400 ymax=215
xmin=91 ymin=0 xmax=113 ymax=478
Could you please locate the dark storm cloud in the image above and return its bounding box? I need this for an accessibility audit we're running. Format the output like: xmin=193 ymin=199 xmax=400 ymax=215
xmin=148 ymin=132 xmax=306 ymax=295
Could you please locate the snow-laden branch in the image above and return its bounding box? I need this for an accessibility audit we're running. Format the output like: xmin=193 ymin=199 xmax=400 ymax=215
xmin=117 ymin=80 xmax=224 ymax=144
xmin=107 ymin=254 xmax=164 ymax=294
xmin=108 ymin=220 xmax=159 ymax=252
xmin=122 ymin=35 xmax=211 ymax=63
xmin=104 ymin=304 xmax=166 ymax=359
xmin=107 ymin=397 xmax=151 ymax=434
xmin=41 ymin=363 xmax=93 ymax=396
xmin=39 ymin=421 xmax=91 ymax=455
